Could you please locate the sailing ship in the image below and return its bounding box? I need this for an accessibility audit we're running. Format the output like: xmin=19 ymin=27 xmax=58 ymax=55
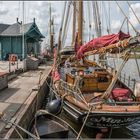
xmin=51 ymin=1 xmax=140 ymax=129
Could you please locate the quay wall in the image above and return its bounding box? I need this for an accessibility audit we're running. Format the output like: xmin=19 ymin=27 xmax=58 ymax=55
xmin=4 ymin=69 xmax=52 ymax=139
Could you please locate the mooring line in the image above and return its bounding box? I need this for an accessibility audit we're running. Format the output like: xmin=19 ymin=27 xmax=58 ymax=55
xmin=76 ymin=106 xmax=92 ymax=139
xmin=0 ymin=117 xmax=39 ymax=139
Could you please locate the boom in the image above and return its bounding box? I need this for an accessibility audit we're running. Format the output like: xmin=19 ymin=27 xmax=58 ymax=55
xmin=84 ymin=36 xmax=140 ymax=57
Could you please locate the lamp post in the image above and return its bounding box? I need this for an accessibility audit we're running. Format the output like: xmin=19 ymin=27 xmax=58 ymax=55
xmin=22 ymin=1 xmax=26 ymax=71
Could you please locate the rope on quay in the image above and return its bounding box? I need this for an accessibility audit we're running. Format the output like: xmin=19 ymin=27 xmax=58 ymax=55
xmin=0 ymin=116 xmax=39 ymax=139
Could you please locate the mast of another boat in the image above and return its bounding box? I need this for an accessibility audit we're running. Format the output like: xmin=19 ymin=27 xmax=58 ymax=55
xmin=72 ymin=1 xmax=76 ymax=47
xmin=94 ymin=2 xmax=105 ymax=66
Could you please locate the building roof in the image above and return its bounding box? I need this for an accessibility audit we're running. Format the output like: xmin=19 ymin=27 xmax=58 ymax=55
xmin=0 ymin=21 xmax=44 ymax=38
xmin=1 ymin=23 xmax=21 ymax=36
xmin=0 ymin=24 xmax=10 ymax=34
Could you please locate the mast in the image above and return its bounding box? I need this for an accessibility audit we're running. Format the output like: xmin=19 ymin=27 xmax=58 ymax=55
xmin=50 ymin=17 xmax=54 ymax=53
xmin=72 ymin=1 xmax=76 ymax=46
xmin=58 ymin=1 xmax=67 ymax=55
xmin=92 ymin=1 xmax=101 ymax=38
xmin=22 ymin=1 xmax=25 ymax=60
xmin=96 ymin=2 xmax=101 ymax=37
xmin=95 ymin=2 xmax=105 ymax=66
xmin=49 ymin=4 xmax=53 ymax=53
xmin=78 ymin=0 xmax=83 ymax=46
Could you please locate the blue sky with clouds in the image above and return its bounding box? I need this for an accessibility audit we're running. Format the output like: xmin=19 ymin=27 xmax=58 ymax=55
xmin=0 ymin=1 xmax=140 ymax=47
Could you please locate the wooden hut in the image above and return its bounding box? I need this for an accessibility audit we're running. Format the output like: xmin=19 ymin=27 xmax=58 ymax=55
xmin=0 ymin=18 xmax=44 ymax=60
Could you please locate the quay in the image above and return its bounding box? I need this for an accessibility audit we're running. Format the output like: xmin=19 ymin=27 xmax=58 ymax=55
xmin=0 ymin=62 xmax=52 ymax=138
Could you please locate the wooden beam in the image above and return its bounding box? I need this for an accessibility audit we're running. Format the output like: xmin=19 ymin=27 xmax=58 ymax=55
xmin=72 ymin=1 xmax=76 ymax=46
xmin=84 ymin=35 xmax=140 ymax=57
xmin=78 ymin=0 xmax=83 ymax=46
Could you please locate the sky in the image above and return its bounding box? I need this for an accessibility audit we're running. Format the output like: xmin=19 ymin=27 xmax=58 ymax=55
xmin=0 ymin=1 xmax=140 ymax=48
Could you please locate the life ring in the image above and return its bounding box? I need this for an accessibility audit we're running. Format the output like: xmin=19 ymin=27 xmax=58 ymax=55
xmin=9 ymin=54 xmax=17 ymax=64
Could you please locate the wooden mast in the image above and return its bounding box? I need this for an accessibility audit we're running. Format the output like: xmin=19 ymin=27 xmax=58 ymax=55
xmin=49 ymin=4 xmax=54 ymax=53
xmin=78 ymin=0 xmax=83 ymax=46
xmin=51 ymin=17 xmax=54 ymax=53
xmin=58 ymin=1 xmax=67 ymax=56
xmin=72 ymin=1 xmax=76 ymax=46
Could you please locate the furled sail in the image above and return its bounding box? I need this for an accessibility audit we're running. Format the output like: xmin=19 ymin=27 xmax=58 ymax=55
xmin=77 ymin=30 xmax=130 ymax=59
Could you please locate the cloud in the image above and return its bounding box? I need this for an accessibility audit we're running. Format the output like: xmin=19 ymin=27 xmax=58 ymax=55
xmin=111 ymin=20 xmax=122 ymax=33
xmin=0 ymin=1 xmax=62 ymax=38
xmin=0 ymin=4 xmax=9 ymax=15
xmin=129 ymin=2 xmax=140 ymax=32
xmin=25 ymin=1 xmax=61 ymax=37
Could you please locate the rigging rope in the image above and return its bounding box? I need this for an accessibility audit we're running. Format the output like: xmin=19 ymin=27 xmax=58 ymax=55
xmin=115 ymin=1 xmax=139 ymax=34
xmin=58 ymin=1 xmax=67 ymax=48
xmin=37 ymin=110 xmax=81 ymax=139
xmin=76 ymin=106 xmax=93 ymax=139
xmin=108 ymin=1 xmax=111 ymax=33
xmin=126 ymin=1 xmax=140 ymax=25
xmin=61 ymin=1 xmax=71 ymax=48
xmin=102 ymin=1 xmax=110 ymax=34
xmin=127 ymin=19 xmax=129 ymax=34
xmin=102 ymin=50 xmax=131 ymax=99
xmin=0 ymin=117 xmax=39 ymax=139
xmin=119 ymin=17 xmax=127 ymax=31
xmin=87 ymin=1 xmax=91 ymax=41
xmin=14 ymin=127 xmax=24 ymax=139
xmin=133 ymin=47 xmax=140 ymax=78
xmin=92 ymin=1 xmax=100 ymax=37
xmin=61 ymin=1 xmax=67 ymax=32
xmin=63 ymin=4 xmax=72 ymax=47
xmin=18 ymin=1 xmax=20 ymax=19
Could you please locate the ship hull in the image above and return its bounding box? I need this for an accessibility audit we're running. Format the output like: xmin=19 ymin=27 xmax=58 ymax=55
xmin=63 ymin=101 xmax=140 ymax=128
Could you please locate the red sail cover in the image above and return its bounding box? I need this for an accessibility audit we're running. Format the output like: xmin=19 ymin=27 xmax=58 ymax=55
xmin=77 ymin=31 xmax=130 ymax=59
xmin=52 ymin=47 xmax=60 ymax=83
xmin=53 ymin=70 xmax=60 ymax=83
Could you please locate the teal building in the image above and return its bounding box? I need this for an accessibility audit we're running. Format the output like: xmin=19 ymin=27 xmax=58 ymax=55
xmin=0 ymin=18 xmax=44 ymax=60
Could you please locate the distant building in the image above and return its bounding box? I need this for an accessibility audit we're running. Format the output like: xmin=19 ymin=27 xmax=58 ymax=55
xmin=0 ymin=18 xmax=44 ymax=60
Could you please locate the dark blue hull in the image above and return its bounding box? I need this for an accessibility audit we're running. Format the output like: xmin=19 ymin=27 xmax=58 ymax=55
xmin=63 ymin=101 xmax=140 ymax=128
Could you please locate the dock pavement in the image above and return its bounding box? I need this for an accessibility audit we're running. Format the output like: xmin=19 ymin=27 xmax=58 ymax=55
xmin=0 ymin=64 xmax=52 ymax=138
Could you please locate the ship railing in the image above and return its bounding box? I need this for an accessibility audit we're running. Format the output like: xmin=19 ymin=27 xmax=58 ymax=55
xmin=59 ymin=79 xmax=88 ymax=104
xmin=103 ymin=64 xmax=139 ymax=92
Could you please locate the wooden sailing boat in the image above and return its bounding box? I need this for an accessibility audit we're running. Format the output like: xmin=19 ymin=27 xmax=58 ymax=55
xmin=51 ymin=1 xmax=140 ymax=128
